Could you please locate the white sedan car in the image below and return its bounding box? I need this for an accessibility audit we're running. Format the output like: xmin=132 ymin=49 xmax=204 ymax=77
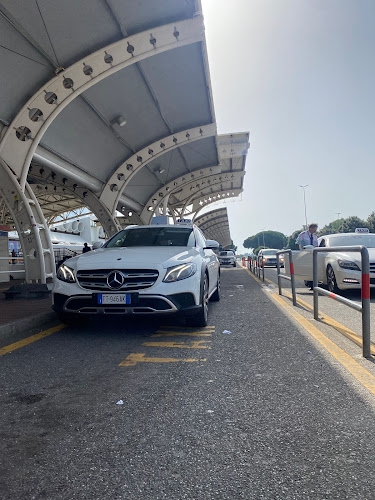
xmin=285 ymin=232 xmax=375 ymax=292
xmin=53 ymin=223 xmax=220 ymax=326
xmin=218 ymin=250 xmax=236 ymax=267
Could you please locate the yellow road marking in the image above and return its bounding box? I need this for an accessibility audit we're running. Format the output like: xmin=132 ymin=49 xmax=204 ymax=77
xmin=142 ymin=340 xmax=211 ymax=349
xmin=244 ymin=267 xmax=375 ymax=396
xmin=151 ymin=331 xmax=212 ymax=338
xmin=271 ymin=293 xmax=375 ymax=395
xmin=281 ymin=290 xmax=375 ymax=355
xmin=245 ymin=266 xmax=375 ymax=352
xmin=119 ymin=353 xmax=206 ymax=367
xmin=0 ymin=324 xmax=65 ymax=356
xmin=157 ymin=326 xmax=215 ymax=333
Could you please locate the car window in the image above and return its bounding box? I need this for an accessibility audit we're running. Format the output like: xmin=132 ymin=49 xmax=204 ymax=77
xmin=195 ymin=228 xmax=206 ymax=248
xmin=105 ymin=227 xmax=194 ymax=248
xmin=326 ymin=234 xmax=375 ymax=248
xmin=261 ymin=250 xmax=277 ymax=255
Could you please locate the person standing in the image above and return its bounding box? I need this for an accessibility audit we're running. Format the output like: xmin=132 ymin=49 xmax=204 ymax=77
xmin=82 ymin=242 xmax=91 ymax=253
xmin=296 ymin=223 xmax=318 ymax=290
xmin=296 ymin=223 xmax=318 ymax=249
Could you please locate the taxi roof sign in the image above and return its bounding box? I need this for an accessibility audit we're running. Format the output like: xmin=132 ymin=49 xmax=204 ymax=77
xmin=355 ymin=228 xmax=369 ymax=233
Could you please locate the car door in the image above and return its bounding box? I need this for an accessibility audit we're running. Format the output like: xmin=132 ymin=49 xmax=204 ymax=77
xmin=285 ymin=249 xmax=326 ymax=281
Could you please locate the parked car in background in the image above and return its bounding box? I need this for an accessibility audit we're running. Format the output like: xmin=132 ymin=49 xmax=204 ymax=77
xmin=218 ymin=250 xmax=236 ymax=267
xmin=284 ymin=230 xmax=375 ymax=293
xmin=53 ymin=222 xmax=220 ymax=327
xmin=258 ymin=248 xmax=283 ymax=268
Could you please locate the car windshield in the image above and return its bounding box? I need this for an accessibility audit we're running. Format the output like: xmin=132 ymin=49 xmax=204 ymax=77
xmin=262 ymin=250 xmax=277 ymax=255
xmin=105 ymin=227 xmax=195 ymax=248
xmin=219 ymin=251 xmax=234 ymax=256
xmin=326 ymin=234 xmax=375 ymax=248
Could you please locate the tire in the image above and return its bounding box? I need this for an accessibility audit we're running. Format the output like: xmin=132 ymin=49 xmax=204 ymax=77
xmin=186 ymin=274 xmax=209 ymax=327
xmin=233 ymin=262 xmax=236 ymax=267
xmin=211 ymin=273 xmax=220 ymax=302
xmin=326 ymin=265 xmax=340 ymax=294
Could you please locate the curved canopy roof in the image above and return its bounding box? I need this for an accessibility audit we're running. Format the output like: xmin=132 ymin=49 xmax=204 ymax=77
xmin=195 ymin=208 xmax=231 ymax=247
xmin=0 ymin=0 xmax=249 ymax=231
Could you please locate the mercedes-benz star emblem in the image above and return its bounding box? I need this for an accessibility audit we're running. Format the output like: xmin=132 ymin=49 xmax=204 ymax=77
xmin=107 ymin=271 xmax=125 ymax=290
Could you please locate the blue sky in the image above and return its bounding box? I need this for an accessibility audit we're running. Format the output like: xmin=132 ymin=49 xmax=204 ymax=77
xmin=201 ymin=0 xmax=375 ymax=251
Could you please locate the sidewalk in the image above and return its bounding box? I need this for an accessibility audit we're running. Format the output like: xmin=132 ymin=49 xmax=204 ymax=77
xmin=0 ymin=279 xmax=57 ymax=337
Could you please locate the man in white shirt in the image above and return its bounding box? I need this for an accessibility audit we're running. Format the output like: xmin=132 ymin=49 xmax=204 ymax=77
xmin=296 ymin=223 xmax=318 ymax=250
xmin=295 ymin=223 xmax=318 ymax=290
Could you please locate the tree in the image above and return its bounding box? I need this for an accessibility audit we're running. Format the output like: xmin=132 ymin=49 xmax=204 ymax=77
xmin=224 ymin=239 xmax=237 ymax=251
xmin=318 ymin=219 xmax=345 ymax=236
xmin=285 ymin=229 xmax=303 ymax=250
xmin=367 ymin=212 xmax=375 ymax=233
xmin=340 ymin=216 xmax=368 ymax=233
xmin=243 ymin=230 xmax=287 ymax=250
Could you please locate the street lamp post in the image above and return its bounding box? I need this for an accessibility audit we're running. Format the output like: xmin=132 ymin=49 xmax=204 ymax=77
xmin=299 ymin=185 xmax=309 ymax=229
xmin=335 ymin=212 xmax=342 ymax=232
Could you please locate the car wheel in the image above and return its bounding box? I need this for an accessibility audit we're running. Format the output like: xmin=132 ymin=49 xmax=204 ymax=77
xmin=233 ymin=262 xmax=236 ymax=267
xmin=326 ymin=265 xmax=340 ymax=294
xmin=211 ymin=273 xmax=220 ymax=302
xmin=186 ymin=274 xmax=209 ymax=327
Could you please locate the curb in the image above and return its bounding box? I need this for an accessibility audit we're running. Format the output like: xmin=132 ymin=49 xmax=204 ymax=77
xmin=0 ymin=311 xmax=59 ymax=339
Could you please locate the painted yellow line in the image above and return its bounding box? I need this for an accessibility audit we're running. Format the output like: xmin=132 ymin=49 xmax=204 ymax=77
xmin=142 ymin=340 xmax=211 ymax=349
xmin=157 ymin=326 xmax=215 ymax=333
xmin=271 ymin=293 xmax=375 ymax=395
xmin=119 ymin=353 xmax=206 ymax=367
xmin=151 ymin=331 xmax=212 ymax=338
xmin=280 ymin=290 xmax=375 ymax=355
xmin=244 ymin=267 xmax=375 ymax=395
xmin=244 ymin=266 xmax=375 ymax=353
xmin=0 ymin=324 xmax=65 ymax=356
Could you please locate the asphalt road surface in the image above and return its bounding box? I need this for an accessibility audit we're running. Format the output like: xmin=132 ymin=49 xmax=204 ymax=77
xmin=2 ymin=267 xmax=375 ymax=499
xmin=261 ymin=266 xmax=375 ymax=338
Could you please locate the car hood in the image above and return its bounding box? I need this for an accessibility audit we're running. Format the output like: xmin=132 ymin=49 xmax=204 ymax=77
xmin=328 ymin=247 xmax=375 ymax=264
xmin=64 ymin=247 xmax=200 ymax=270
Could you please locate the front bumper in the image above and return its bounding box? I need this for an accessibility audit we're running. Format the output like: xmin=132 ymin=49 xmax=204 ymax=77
xmin=52 ymin=291 xmax=198 ymax=315
xmin=335 ymin=268 xmax=375 ymax=290
xmin=52 ymin=271 xmax=202 ymax=316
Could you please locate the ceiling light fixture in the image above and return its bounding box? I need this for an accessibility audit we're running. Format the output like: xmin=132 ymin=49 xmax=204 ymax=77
xmin=111 ymin=115 xmax=127 ymax=127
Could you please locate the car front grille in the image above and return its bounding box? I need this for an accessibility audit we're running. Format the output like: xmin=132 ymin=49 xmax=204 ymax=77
xmin=370 ymin=262 xmax=375 ymax=273
xmin=76 ymin=269 xmax=159 ymax=291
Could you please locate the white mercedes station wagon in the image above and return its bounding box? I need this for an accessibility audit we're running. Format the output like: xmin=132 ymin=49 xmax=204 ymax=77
xmin=52 ymin=222 xmax=220 ymax=326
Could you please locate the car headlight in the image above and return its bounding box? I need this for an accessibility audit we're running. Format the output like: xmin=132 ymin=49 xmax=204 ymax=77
xmin=56 ymin=264 xmax=76 ymax=283
xmin=337 ymin=259 xmax=360 ymax=271
xmin=163 ymin=263 xmax=197 ymax=283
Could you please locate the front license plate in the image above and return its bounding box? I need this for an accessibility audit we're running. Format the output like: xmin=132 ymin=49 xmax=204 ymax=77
xmin=97 ymin=293 xmax=131 ymax=305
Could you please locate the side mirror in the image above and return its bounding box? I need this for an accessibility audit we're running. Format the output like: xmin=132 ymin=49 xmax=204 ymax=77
xmin=92 ymin=241 xmax=104 ymax=250
xmin=204 ymin=239 xmax=219 ymax=250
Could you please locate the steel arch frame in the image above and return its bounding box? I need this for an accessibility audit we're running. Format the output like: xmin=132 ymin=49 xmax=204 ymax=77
xmin=101 ymin=123 xmax=217 ymax=215
xmin=0 ymin=16 xmax=204 ymax=189
xmin=0 ymin=16 xmax=204 ymax=282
